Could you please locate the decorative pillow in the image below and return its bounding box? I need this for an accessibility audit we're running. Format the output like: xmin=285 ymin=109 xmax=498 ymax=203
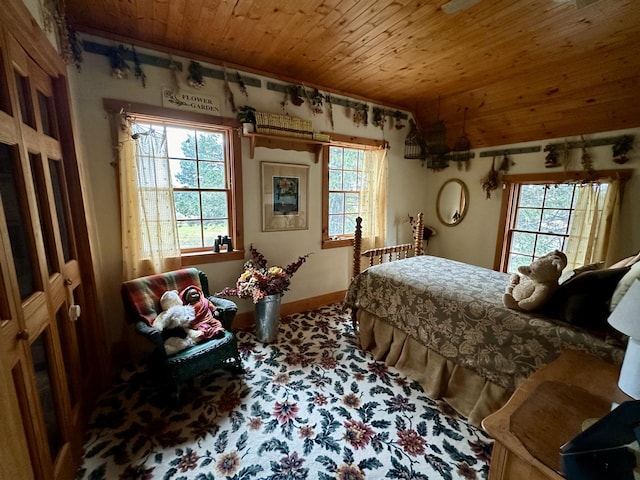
xmin=558 ymin=261 xmax=604 ymax=285
xmin=545 ymin=266 xmax=631 ymax=330
xmin=610 ymin=262 xmax=640 ymax=312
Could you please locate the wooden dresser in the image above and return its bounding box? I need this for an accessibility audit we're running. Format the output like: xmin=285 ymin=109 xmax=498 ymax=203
xmin=482 ymin=350 xmax=632 ymax=480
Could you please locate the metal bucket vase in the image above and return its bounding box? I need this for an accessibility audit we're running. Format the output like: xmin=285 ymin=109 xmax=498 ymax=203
xmin=255 ymin=294 xmax=281 ymax=343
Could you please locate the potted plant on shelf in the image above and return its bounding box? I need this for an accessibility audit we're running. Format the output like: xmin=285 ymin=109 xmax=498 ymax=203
xmin=237 ymin=105 xmax=256 ymax=134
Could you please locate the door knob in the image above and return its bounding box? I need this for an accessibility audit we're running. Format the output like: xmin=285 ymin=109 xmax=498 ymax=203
xmin=17 ymin=329 xmax=29 ymax=340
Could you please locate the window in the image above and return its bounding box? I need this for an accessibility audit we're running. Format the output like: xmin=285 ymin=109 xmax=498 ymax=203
xmin=497 ymin=170 xmax=628 ymax=273
xmin=327 ymin=145 xmax=364 ymax=239
xmin=504 ymin=182 xmax=583 ymax=273
xmin=321 ymin=133 xmax=387 ymax=249
xmin=130 ymin=120 xmax=231 ymax=252
xmin=106 ymin=99 xmax=244 ymax=273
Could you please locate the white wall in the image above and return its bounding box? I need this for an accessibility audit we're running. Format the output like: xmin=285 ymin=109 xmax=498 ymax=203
xmin=67 ymin=36 xmax=426 ymax=346
xmin=422 ymin=131 xmax=640 ymax=268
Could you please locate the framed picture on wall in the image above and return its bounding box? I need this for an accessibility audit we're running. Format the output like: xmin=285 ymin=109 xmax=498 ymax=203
xmin=261 ymin=162 xmax=309 ymax=232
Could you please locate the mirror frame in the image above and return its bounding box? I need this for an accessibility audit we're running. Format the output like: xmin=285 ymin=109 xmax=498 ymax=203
xmin=436 ymin=179 xmax=469 ymax=226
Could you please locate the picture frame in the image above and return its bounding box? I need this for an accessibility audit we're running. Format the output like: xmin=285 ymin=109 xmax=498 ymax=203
xmin=261 ymin=162 xmax=309 ymax=232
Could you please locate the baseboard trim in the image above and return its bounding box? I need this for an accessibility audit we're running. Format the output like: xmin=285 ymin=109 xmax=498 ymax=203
xmin=232 ymin=290 xmax=346 ymax=331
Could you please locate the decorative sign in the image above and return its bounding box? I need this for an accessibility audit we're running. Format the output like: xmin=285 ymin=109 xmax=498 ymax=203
xmin=161 ymin=87 xmax=221 ymax=114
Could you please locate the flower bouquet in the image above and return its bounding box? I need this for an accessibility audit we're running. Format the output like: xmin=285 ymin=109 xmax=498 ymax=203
xmin=218 ymin=245 xmax=311 ymax=303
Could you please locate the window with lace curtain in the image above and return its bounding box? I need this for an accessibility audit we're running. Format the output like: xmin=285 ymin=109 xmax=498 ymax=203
xmin=106 ymin=99 xmax=244 ymax=277
xmin=497 ymin=170 xmax=629 ymax=274
xmin=321 ymin=133 xmax=388 ymax=249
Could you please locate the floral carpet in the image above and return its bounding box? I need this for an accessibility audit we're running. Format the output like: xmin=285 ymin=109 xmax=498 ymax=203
xmin=78 ymin=304 xmax=492 ymax=480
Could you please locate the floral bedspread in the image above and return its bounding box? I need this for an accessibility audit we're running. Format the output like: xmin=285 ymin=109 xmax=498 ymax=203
xmin=344 ymin=255 xmax=624 ymax=391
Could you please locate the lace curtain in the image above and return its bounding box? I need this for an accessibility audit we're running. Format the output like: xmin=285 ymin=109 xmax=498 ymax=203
xmin=358 ymin=147 xmax=388 ymax=253
xmin=118 ymin=117 xmax=181 ymax=280
xmin=565 ymin=179 xmax=621 ymax=270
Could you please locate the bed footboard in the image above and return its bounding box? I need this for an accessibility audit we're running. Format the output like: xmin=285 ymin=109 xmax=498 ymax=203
xmin=352 ymin=212 xmax=424 ymax=278
xmin=350 ymin=213 xmax=424 ymax=331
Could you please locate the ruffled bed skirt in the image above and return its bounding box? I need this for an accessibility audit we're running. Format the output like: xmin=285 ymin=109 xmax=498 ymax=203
xmin=357 ymin=309 xmax=512 ymax=428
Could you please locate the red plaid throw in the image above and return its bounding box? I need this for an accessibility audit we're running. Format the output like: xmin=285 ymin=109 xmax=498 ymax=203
xmin=121 ymin=268 xmax=203 ymax=325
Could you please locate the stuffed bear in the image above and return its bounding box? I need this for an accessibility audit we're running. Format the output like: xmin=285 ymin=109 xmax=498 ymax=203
xmin=179 ymin=285 xmax=225 ymax=339
xmin=503 ymin=250 xmax=568 ymax=312
xmin=153 ymin=290 xmax=203 ymax=355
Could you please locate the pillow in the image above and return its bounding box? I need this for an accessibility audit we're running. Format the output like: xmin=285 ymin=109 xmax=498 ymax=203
xmin=544 ymin=266 xmax=631 ymax=330
xmin=610 ymin=262 xmax=640 ymax=312
xmin=558 ymin=261 xmax=604 ymax=285
xmin=608 ymin=252 xmax=640 ymax=269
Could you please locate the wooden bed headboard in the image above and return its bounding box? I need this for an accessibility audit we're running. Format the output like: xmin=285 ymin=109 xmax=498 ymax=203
xmin=352 ymin=212 xmax=424 ymax=278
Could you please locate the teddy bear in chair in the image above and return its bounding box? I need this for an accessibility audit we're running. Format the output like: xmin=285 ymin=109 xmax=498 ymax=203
xmin=503 ymin=249 xmax=568 ymax=312
xmin=153 ymin=290 xmax=204 ymax=355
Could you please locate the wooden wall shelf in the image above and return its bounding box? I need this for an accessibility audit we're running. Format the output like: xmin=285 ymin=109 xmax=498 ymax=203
xmin=244 ymin=133 xmax=329 ymax=163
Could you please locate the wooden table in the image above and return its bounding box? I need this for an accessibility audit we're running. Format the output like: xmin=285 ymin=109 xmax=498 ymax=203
xmin=482 ymin=350 xmax=631 ymax=480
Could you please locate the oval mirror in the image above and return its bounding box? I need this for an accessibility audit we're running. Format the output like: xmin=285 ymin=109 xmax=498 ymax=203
xmin=436 ymin=179 xmax=469 ymax=226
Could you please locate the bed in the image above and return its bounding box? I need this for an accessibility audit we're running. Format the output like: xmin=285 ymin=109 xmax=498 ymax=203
xmin=344 ymin=214 xmax=630 ymax=427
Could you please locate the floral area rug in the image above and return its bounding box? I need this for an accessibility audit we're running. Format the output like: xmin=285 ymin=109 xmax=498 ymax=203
xmin=78 ymin=304 xmax=492 ymax=480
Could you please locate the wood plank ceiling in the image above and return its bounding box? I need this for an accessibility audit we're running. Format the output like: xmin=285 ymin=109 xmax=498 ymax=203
xmin=64 ymin=0 xmax=640 ymax=148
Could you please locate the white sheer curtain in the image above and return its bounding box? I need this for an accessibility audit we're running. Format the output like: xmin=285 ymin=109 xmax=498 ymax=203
xmin=565 ymin=179 xmax=621 ymax=270
xmin=358 ymin=147 xmax=388 ymax=252
xmin=118 ymin=117 xmax=181 ymax=280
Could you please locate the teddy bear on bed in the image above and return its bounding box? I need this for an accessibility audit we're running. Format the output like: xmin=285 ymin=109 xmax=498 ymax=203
xmin=153 ymin=290 xmax=204 ymax=355
xmin=503 ymin=249 xmax=568 ymax=312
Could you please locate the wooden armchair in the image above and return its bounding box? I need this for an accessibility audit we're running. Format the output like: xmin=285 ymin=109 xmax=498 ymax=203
xmin=121 ymin=268 xmax=243 ymax=401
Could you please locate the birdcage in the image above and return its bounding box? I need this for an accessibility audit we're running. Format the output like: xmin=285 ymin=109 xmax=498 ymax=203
xmin=450 ymin=107 xmax=472 ymax=167
xmin=404 ymin=120 xmax=426 ymax=160
xmin=424 ymin=119 xmax=450 ymax=170
xmin=424 ymin=120 xmax=450 ymax=157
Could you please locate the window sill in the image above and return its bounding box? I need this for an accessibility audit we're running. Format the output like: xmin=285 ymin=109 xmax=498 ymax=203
xmin=322 ymin=238 xmax=354 ymax=249
xmin=181 ymin=249 xmax=245 ymax=266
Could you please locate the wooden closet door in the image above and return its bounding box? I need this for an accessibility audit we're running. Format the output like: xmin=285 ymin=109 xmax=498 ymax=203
xmin=0 ymin=25 xmax=105 ymax=480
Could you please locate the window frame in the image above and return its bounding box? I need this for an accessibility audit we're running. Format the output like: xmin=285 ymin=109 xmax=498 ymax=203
xmin=321 ymin=132 xmax=387 ymax=249
xmin=103 ymin=99 xmax=244 ymax=265
xmin=495 ymin=169 xmax=631 ymax=272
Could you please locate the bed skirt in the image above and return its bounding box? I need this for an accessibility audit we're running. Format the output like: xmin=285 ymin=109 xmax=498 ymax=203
xmin=357 ymin=309 xmax=512 ymax=428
